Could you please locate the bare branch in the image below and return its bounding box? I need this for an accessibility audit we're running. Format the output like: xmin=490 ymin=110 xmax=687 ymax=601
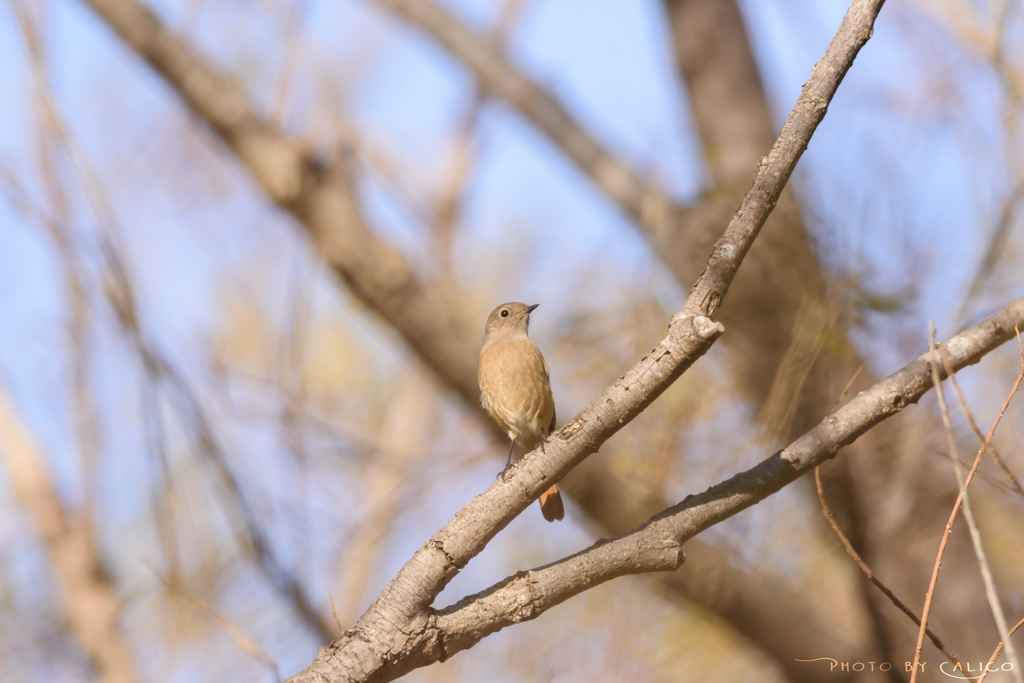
xmin=369 ymin=0 xmax=668 ymax=226
xmin=432 ymin=301 xmax=1024 ymax=663
xmin=568 ymin=464 xmax=863 ymax=683
xmin=910 ymin=325 xmax=1024 ymax=682
xmin=927 ymin=327 xmax=1023 ymax=683
xmin=813 ymin=468 xmax=972 ymax=679
xmin=0 ymin=376 xmax=137 ymax=683
xmin=286 ymin=2 xmax=885 ymax=680
xmin=296 ymin=297 xmax=1024 ymax=682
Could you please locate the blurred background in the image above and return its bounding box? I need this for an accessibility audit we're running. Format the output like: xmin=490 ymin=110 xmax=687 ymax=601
xmin=0 ymin=0 xmax=1023 ymax=681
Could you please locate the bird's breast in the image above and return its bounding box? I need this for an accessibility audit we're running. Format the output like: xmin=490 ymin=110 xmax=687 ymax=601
xmin=478 ymin=337 xmax=554 ymax=448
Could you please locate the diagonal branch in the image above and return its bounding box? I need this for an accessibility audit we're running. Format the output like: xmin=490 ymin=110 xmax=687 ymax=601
xmin=76 ymin=0 xmax=884 ymax=677
xmin=71 ymin=2 xmax=844 ymax=675
xmin=0 ymin=376 xmax=138 ymax=683
xmin=813 ymin=467 xmax=972 ymax=679
xmin=367 ymin=0 xmax=669 ymax=226
xmin=289 ymin=2 xmax=885 ymax=680
xmin=81 ymin=0 xmax=484 ymax=407
xmin=430 ymin=300 xmax=1024 ymax=662
xmin=569 ymin=464 xmax=863 ymax=683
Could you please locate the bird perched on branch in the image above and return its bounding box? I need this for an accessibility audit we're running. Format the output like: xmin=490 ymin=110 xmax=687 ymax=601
xmin=478 ymin=302 xmax=564 ymax=522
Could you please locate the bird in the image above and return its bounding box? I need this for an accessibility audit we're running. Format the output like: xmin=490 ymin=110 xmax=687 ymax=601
xmin=478 ymin=302 xmax=564 ymax=522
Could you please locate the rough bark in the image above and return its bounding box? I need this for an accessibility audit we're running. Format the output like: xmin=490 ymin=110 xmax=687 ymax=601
xmin=363 ymin=0 xmax=884 ymax=676
xmin=73 ymin=0 xmax=864 ymax=676
xmin=284 ymin=3 xmax=887 ymax=679
xmin=289 ymin=302 xmax=1024 ymax=682
xmin=662 ymin=1 xmax=1015 ymax=674
xmin=428 ymin=297 xmax=1024 ymax=661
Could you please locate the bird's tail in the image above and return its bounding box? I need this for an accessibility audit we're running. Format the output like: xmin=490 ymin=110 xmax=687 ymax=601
xmin=538 ymin=484 xmax=564 ymax=522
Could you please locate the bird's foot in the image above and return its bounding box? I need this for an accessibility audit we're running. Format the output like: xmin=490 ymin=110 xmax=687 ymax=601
xmin=497 ymin=460 xmax=514 ymax=482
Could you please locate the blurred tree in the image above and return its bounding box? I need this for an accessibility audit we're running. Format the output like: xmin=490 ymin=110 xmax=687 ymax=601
xmin=0 ymin=0 xmax=1022 ymax=681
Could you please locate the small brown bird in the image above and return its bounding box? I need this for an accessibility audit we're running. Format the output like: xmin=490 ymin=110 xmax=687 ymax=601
xmin=478 ymin=302 xmax=564 ymax=522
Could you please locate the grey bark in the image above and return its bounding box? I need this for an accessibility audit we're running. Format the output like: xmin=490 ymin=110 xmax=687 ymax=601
xmin=290 ymin=301 xmax=1024 ymax=681
xmin=364 ymin=0 xmax=884 ymax=677
xmin=430 ymin=297 xmax=1024 ymax=662
xmin=285 ymin=3 xmax=887 ymax=679
xmin=74 ymin=0 xmax=861 ymax=676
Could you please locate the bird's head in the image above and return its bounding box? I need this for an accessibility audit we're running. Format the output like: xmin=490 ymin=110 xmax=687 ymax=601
xmin=482 ymin=302 xmax=538 ymax=343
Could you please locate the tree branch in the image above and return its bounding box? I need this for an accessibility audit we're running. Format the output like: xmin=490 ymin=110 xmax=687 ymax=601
xmin=368 ymin=0 xmax=668 ymax=226
xmin=80 ymin=0 xmax=484 ymax=408
xmin=431 ymin=298 xmax=1024 ymax=661
xmin=288 ymin=2 xmax=884 ymax=680
xmin=72 ymin=2 xmax=847 ymax=673
xmin=76 ymin=0 xmax=886 ymax=677
xmin=293 ymin=295 xmax=1024 ymax=681
xmin=562 ymin=463 xmax=863 ymax=683
xmin=0 ymin=376 xmax=137 ymax=683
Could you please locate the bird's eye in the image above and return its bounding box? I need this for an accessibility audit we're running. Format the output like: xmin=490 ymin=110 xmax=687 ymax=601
xmin=500 ymin=309 xmax=509 ymax=318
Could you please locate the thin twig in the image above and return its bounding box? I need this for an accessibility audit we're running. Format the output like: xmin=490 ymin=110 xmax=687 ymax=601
xmin=910 ymin=325 xmax=1024 ymax=683
xmin=817 ymin=365 xmax=971 ymax=678
xmin=930 ymin=323 xmax=1023 ymax=683
xmin=152 ymin=565 xmax=281 ymax=682
xmin=813 ymin=468 xmax=970 ymax=679
xmin=928 ymin=450 xmax=1021 ymax=496
xmin=829 ymin=364 xmax=864 ymax=414
xmin=328 ymin=590 xmax=343 ymax=634
xmin=940 ymin=348 xmax=1024 ymax=494
xmin=978 ymin=616 xmax=1024 ymax=683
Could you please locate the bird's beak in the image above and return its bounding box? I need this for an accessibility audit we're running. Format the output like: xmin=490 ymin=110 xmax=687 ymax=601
xmin=526 ymin=303 xmax=539 ymax=314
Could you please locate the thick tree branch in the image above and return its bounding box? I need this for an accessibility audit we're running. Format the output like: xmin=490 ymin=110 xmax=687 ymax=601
xmin=679 ymin=0 xmax=882 ymax=317
xmin=432 ymin=298 xmax=1024 ymax=660
xmin=77 ymin=0 xmax=885 ymax=677
xmin=73 ymin=3 xmax=842 ymax=674
xmin=298 ymin=295 xmax=1024 ymax=682
xmin=80 ymin=0 xmax=483 ymax=407
xmin=369 ymin=0 xmax=877 ymax=673
xmin=288 ymin=2 xmax=884 ymax=680
xmin=563 ymin=464 xmax=863 ymax=682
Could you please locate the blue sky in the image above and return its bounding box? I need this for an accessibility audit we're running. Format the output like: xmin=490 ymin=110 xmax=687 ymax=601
xmin=1 ymin=0 xmax=1022 ymax=680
